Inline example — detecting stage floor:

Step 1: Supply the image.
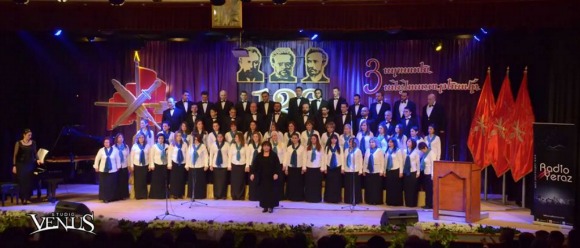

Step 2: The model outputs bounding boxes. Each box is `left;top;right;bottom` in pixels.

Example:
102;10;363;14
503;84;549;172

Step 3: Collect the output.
0;184;571;234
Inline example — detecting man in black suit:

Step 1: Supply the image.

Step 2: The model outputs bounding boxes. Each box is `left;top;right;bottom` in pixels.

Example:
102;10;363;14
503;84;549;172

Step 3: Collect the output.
421;93;446;136
295;103;314;132
216;90;234;118
258;91;276;118
379;110;396;137
315;106;332;134
196;91;214;120
204;108;221;133
174;90;194;115
393;91;417;124
235;90;251;117
185;104;200;131
354;107;374;135
369;92;391;124
328;87;347;118
334;102;352;134
288;86;309;123
270;102;289;133
221;107;243;134
162;97;185;132
348;94;366;120
401;107;419;138
245;102;266;133
310;88;328;117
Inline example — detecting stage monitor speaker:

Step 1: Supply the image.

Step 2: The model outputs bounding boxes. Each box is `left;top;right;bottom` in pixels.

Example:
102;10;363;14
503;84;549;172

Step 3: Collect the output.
55;201;91;215
380;210;418;226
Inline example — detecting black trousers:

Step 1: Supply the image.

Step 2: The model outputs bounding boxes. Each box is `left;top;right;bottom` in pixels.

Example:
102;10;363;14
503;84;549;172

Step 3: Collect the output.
420;173;433;208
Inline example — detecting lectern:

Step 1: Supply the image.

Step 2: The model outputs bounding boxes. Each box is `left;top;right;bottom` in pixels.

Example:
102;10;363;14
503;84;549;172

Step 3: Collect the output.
433;161;484;223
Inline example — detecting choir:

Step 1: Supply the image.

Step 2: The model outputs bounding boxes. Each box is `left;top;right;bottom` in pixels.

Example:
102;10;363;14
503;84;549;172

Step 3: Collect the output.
92;89;445;210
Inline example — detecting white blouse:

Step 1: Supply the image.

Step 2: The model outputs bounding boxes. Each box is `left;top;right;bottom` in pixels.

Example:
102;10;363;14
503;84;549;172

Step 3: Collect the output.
356;132;374;153
270;141;286;165
303;148;323;169
402;148;421;173
246;143;262;167
322;144;344;171
339;134;355;151
225;131;241;144
149;143;168;167
263;131;284;143
206;131;220;147
130;143;151;167
384;148;404;173
363;148;385;174
185;143;208;169
424;135;442;161
283;144;306;169
422;149;438;177
134;129;155;148
228;143;248;167
114;144;130;169
343;148;363;173
93;147;120;173
209;142;231;168
320;132;339;147
300;129;320;147
168;142;189;168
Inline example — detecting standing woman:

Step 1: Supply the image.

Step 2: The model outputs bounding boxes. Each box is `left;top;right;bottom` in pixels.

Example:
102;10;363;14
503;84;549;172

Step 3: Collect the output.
393;124;408;150
339;124;355;151
130;133;150;200
185;134;209;199
225;122;241;144
363;138;385;205
425;124;442;161
375;124;389;151
384;138;404;206
262;123;284;142
323;134;344;203
300;121;319;147
246;132;263;201
114;133;130;200
283;133;305;201
93;137;120;203
343;137;363;204
245;121;260;143
284;121;300;146
12;129;42;204
409;126;424;144
402;138;420;207
303;134;323;203
250;141;282;213
356;120;374;156
210;133;230;199
192;119;208;145
229;133;247;200
168;131;188;199
135;119;155;147
179;121;192;145
149;133;168;199
270;132;286;201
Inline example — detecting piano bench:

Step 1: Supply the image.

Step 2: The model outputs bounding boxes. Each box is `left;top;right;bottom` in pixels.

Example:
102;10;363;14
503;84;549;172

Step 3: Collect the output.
0;183;20;206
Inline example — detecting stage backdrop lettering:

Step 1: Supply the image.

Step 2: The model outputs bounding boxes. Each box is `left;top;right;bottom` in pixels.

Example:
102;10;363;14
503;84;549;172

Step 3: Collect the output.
532;123;577;226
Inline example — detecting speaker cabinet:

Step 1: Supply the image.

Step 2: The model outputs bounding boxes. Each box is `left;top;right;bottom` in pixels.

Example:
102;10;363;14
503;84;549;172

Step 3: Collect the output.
55;201;91;215
380;210;418;226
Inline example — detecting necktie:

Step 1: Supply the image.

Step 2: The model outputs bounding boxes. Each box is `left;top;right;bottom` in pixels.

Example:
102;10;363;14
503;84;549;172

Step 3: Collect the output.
329;146;338;169
157;143;166;162
138;143;146;165
192;144;200;165
310;148;316;162
216;142;224;167
176;142;184;165
291;145;298;167
404;150;412;176
421;149;431;172
368;148;376;173
236;143;242;161
104;147;113;172
387;148;394;170
359;136;367;155
273;143;278;154
117;144;125;163
347;149;354;169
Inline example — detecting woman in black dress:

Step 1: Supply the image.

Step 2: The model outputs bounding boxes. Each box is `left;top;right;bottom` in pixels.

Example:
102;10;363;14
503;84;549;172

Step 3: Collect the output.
114;133;130;200
250;141;281;213
12;129;42;204
93;136;120;203
130;133;150;199
149;133;168;199
323;134;344;203
283;133;305;201
246;132;262;201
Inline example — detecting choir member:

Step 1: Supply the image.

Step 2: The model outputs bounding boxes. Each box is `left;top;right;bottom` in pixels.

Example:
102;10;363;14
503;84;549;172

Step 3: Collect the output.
354;107;374;136
168;131;188;199
339;124;355;151
192;119;208;146
369;92;391;124
245;120;261;144
418;142;437;209
310;88;328;117
384;137;404;206
323;134;344;203
258;91;276;119
271;102;289;133
375;124;389;151
245;102;266;134
262;122;284;143
270;132;286;201
300;120;320;147
363;138;385;205
149;133;168;199
343;137;363;204
216;90;234;118
93;137;120;203
284;133;306;201
162;97;186;132
221;107;242;134
288;86;309;123
402;138;420;207
348;94;365;120
209;133;230;199
197;91;214;119
229;133;248;200
12;129;42;204
393;124;408;150
356;120;374;156
334;102;352;135
206;121;221;146
235;90;251;117
159;122;174;144
250;141;282;213
186;104;200;132
284;121;300;146
180;121;192;139
204;108;221;133
135;118;155;146
328;87;347;118
379;111;396;137
247;132;263;201
425;124;442;161
401;107;419;138
315;106;332;134
409;126;424;144
186;134;209;199
175;90;194;115
225;122;242;144
393;91;417;123
303;134;324;203
114;133;130;200
296;103;315;132
420;93;446;139
130;133;150;200
320;121;339;147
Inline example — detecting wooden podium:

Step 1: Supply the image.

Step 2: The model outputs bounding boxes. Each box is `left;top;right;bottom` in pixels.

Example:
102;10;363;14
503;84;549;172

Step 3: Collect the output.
433;161;484;223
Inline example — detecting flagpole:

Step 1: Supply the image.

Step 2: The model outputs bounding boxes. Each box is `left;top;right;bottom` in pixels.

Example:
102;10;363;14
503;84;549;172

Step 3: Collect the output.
484;167;488;201
502;174;506;205
134;51;141;134
521;177;526;208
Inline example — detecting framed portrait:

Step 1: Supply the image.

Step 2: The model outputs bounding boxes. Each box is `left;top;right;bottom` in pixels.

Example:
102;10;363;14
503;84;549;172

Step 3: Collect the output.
211;0;243;29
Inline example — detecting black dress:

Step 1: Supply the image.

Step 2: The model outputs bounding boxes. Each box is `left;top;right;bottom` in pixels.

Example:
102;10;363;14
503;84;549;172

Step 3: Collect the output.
252;153;281;209
149;163;168;199
343;172;362;204
324;166;343;203
170;161;187;198
14;141;38;202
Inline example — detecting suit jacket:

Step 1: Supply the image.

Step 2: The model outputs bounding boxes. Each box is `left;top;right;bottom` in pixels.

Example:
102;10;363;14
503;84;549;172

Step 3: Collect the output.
334;112;353;135
315;115;333;134
327;97;348;118
235;101;252;117
270;112;289;133
287;97;309;122
310;98;329;117
348;104;366;120
175;100;195;115
379;120;397;137
215;100;234;118
294;113;315;133
185;113;202;131
421;103;446;134
204;116;222;133
393;100;417;123
355;117;375;136
162;108;185;132
258;101;277;118
369;101;391;124
220;116;244;134
244;112;267;134
400;117;419;138
196;101;214;120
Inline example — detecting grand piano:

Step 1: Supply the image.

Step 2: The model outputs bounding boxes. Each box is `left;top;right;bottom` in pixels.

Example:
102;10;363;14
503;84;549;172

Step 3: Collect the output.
38;125;102;202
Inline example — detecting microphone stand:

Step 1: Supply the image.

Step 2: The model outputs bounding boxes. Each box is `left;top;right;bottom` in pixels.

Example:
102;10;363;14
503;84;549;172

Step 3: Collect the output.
157;159;184;220
341;110;369;212
181;163;208;208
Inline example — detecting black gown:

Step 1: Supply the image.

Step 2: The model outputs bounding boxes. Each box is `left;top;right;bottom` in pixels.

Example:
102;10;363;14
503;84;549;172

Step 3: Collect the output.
251;153;281;209
14;141;38;202
149;163;168;199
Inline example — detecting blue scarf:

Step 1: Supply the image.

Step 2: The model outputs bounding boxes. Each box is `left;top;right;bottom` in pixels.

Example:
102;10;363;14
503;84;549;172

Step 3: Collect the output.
386;148;395;170
427;135;436;148
273;142;278;154
403;149;412;176
347;148;355;169
230;131;236;143
104;147;113;172
116;144;126;163
140;129;151;139
156;143;166;162
162;130;170;144
359;135;367;155
368;148;377;173
287;132;298;147
329;145;338;169
176;142;184;165
306;130;313;146
420;149;431;172
191;143;201;165
235;143;242;161
216;142;224;167
343;135;351;149
377;135;385;147
138;143;146;165
310;148;317;162
291;144;298;167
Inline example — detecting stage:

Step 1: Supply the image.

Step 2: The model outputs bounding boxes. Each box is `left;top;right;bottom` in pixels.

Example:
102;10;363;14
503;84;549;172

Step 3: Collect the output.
0;184;571;235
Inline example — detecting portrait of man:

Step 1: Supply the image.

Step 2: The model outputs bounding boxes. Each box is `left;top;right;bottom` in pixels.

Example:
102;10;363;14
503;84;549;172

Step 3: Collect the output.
301;47;329;83
269;47;297;83
237;47;264;83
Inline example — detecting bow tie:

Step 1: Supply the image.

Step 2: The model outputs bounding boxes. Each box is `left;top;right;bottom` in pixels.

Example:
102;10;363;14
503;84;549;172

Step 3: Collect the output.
202;102;208;104
401;101;407;104
428;105;434;107
342;113;348;116
334;98;339;100
275;113;280;115
303;114;309;116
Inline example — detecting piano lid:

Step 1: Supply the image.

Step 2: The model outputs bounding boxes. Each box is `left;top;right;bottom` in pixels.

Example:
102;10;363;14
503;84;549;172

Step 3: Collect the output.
48;125;102;160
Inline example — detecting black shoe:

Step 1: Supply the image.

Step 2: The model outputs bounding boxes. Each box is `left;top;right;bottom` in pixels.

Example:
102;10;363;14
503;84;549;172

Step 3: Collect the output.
262;208;268;213
268;208;273;213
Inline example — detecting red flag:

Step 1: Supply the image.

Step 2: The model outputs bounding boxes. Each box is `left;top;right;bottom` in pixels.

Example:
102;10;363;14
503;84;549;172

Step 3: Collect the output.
508;68;535;182
468;68;496;168
487;68;515;177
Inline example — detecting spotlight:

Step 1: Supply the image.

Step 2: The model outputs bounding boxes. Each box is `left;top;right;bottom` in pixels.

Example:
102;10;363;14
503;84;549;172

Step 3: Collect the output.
109;0;125;6
311;34;318;40
480;28;488;34
57;0;67;2
474;35;480;42
299;29;304;33
13;0;29;4
273;0;287;5
54;29;62;36
211;0;226;6
434;42;442;52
